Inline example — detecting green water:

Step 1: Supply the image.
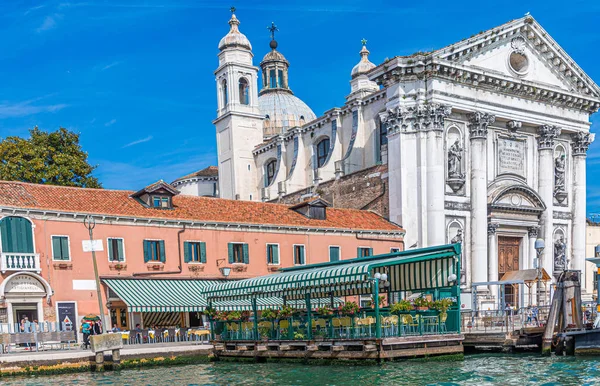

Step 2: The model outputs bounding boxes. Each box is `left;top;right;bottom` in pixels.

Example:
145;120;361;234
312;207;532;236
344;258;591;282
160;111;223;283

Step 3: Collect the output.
4;354;600;385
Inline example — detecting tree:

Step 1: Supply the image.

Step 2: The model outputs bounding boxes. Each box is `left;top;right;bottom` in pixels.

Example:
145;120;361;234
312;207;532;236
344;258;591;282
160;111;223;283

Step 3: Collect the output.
0;127;101;188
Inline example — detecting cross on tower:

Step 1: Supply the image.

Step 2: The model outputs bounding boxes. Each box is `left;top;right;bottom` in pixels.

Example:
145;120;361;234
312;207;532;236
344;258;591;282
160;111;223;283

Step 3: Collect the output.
361;38;367;46
230;6;236;14
268;22;279;40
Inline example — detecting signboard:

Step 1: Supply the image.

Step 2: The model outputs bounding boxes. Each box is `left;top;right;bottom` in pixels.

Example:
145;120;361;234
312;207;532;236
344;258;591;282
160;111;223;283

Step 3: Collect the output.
90;333;123;353
56;301;78;341
497;138;525;177
82;239;104;252
5;274;46;294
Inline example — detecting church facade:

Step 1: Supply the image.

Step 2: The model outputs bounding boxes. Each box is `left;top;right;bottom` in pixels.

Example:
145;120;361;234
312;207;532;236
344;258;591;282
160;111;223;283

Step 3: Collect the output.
211;12;599;299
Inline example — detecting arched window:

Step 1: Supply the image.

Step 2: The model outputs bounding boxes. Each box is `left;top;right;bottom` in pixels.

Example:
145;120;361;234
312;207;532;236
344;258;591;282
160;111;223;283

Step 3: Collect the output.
316;138;330;168
265;159;277;186
239;78;249;105
222;79;228;106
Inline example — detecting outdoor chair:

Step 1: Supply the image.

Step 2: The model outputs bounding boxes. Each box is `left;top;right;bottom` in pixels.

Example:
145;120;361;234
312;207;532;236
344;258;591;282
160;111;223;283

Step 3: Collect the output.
278;320;290;339
439;313;448;333
423;316;439;334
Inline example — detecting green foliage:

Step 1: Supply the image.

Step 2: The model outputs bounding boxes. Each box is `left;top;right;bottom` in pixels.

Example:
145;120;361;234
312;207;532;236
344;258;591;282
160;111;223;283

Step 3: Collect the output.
226;311;242;321
316;306;333;316
258;326;270;338
261;308;278;320
338;301;360;316
431;298;453;313
293;331;305;340
204;307;217;318
390;300;413;314
413;296;431;308
0;127;101;188
278;305;297;319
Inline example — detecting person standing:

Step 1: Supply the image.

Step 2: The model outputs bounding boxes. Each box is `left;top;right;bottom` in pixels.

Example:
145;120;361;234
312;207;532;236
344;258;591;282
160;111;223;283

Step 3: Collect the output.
92;320;102;335
81;319;91;349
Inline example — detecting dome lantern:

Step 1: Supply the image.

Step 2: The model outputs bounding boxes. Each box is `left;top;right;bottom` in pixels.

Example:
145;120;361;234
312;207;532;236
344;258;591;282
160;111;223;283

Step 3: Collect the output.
351;38;376;78
218;7;252;51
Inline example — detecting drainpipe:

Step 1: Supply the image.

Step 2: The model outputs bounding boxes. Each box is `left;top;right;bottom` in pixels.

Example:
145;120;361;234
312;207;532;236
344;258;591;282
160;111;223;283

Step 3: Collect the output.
133;224;185;277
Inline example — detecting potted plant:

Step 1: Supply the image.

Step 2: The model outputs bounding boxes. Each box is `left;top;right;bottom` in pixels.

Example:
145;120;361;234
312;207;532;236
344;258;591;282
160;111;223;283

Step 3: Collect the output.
227;311;242;321
293;331;305;340
314;329;326;341
204;307;217;319
258;326;270;341
431;298;453;314
390;300;413;315
215;311;229;321
316;306;334;317
413;296;430;311
339;301;360;316
261;308;278;320
278;305;296;319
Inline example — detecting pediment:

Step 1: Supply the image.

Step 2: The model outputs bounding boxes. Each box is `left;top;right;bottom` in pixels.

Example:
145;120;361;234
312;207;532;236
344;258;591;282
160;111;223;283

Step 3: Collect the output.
432;16;600;99
488;182;546;214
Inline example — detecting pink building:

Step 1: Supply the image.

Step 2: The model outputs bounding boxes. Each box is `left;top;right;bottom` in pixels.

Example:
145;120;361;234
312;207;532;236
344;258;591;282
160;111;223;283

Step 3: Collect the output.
0;181;404;329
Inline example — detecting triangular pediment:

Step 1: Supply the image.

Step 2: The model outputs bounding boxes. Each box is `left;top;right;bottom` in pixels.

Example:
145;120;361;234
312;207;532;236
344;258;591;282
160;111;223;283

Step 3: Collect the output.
432;16;600;99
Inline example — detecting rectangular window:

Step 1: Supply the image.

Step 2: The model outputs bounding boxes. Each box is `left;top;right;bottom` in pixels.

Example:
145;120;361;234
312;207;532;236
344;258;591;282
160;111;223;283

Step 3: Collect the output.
107;238;125;262
153;196;161;207
143;240;165;263
51;236;70;261
357;247;373;258
278;69;284;88
266;244;279;265
294;245;305;265
360;295;371;308
228;243;249;264
329;246;340;262
390;247;400;253
269;70;276;88
184;241;206;263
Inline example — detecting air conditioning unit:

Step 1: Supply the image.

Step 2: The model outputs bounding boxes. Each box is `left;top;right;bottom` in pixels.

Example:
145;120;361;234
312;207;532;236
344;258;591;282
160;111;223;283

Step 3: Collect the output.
278;181;286;194
261;187;270;200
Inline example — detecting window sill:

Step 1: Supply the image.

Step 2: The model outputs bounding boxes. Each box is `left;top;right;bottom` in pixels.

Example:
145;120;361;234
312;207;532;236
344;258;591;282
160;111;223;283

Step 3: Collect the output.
188;264;205;272
53;262;73;270
109;263;127;271
232;265;248;273
146;263;165;271
268;266;280;272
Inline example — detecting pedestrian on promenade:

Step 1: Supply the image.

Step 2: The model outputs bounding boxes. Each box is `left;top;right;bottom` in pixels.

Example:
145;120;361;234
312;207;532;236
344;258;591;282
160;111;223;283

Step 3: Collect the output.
81;320;91;349
111;324;121;333
526;307;532;325
91;320;103;335
531;305;539;327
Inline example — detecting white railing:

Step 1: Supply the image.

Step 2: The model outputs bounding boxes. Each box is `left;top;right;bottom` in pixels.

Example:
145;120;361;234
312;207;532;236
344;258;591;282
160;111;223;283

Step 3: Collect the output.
1;252;41;273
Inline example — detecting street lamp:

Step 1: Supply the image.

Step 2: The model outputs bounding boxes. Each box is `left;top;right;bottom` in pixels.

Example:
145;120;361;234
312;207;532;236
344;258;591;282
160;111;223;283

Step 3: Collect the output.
534;238;545;306
83;215;106;333
220;267;231;278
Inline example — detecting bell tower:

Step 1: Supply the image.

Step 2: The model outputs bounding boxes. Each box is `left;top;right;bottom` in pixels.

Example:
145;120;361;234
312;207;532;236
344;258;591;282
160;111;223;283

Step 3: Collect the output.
214;8;263;200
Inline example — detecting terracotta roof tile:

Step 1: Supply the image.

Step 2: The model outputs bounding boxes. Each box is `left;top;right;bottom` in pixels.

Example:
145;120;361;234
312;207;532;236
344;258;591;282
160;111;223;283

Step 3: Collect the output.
172;166;218;183
0;181;403;232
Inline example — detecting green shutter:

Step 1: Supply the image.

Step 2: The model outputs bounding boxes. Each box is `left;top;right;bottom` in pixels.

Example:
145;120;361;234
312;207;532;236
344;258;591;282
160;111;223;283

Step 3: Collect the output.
300;246;305;265
228;243;234;264
242;243;249;264
159;240;166;263
273;245;279;265
143;240;151;263
107;239;114;261
52;236;62;260
330;247;339;262
1;217;33;253
368;248;373;257
0;218;10;253
200;242;207;263
183;242;191;263
357;247;361;258
117;239;124;261
61;237;69;260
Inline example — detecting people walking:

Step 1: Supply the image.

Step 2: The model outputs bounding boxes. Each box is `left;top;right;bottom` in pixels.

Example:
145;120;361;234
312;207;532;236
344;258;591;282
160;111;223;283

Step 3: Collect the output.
531;305;539;327
92;320;103;335
81;319;91;349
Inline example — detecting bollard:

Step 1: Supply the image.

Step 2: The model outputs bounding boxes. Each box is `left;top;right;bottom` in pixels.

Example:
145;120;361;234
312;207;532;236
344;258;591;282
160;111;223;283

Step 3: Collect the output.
95;351;105;371
112;348;121;365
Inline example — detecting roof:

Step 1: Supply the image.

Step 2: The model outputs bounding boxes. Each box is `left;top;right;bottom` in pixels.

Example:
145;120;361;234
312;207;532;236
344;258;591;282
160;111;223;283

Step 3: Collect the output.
171;166;218;184
259;91;317;133
204;244;461;302
0;180;403;232
500;268;551;282
132;180;180;197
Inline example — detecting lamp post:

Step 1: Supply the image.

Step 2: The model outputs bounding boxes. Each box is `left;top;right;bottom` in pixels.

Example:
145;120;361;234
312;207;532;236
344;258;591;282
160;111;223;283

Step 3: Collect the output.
83;215;106;333
372;272;389;339
534;238;545;306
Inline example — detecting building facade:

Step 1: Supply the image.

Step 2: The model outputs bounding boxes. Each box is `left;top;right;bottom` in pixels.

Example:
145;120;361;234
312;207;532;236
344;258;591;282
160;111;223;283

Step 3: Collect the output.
0;180;403;329
213;13;599;302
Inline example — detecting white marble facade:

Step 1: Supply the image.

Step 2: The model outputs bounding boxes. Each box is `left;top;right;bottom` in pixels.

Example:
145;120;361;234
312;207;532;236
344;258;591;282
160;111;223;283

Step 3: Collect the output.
214;14;599;296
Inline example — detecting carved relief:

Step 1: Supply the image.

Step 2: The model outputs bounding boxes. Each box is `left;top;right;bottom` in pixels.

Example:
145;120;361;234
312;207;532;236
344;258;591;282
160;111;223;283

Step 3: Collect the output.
553;234;567;273
381;103;452;135
554;154;567;204
537;125;561;150
467;111;495;139
528;226;539;238
571;132;594;156
445;201;471;211
487;222;499;236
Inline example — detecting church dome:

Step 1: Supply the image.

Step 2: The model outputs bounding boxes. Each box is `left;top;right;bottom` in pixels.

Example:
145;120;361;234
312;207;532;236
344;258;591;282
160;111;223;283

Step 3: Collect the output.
218;13;252;51
351;41;376;78
259;92;316;133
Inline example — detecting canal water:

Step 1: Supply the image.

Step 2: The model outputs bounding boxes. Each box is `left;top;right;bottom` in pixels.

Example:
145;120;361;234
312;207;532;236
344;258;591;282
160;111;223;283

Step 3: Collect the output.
4;354;600;385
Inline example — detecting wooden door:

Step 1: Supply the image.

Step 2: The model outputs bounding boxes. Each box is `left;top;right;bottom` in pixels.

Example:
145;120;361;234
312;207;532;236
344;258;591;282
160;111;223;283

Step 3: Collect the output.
498;237;521;307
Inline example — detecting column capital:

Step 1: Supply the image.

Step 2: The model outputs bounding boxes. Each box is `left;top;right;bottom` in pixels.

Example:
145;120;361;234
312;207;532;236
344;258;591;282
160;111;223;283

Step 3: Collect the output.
537;125;561;150
528;226;539;238
467;111;495;140
487;222;499;236
380;103;452;134
571;131;595;156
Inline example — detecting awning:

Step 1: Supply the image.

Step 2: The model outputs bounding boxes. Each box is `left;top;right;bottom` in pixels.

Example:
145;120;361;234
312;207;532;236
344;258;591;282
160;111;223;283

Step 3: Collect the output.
213;297;344;311
500;268;552;282
204;244;461;302
103;278;215;313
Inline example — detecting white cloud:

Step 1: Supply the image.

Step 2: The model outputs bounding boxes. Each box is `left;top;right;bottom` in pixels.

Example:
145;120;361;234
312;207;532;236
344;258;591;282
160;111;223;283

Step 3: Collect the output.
104;118;117;127
36;14;62;33
122;135;153;148
100;61;122;71
0;99;68;118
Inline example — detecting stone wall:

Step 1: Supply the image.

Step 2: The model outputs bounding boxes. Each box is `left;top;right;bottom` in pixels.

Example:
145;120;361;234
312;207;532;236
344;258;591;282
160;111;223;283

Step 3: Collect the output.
274;164;389;219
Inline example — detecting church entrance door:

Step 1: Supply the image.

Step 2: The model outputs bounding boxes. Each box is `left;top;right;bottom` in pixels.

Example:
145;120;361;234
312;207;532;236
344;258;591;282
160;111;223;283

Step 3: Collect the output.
498;236;521;307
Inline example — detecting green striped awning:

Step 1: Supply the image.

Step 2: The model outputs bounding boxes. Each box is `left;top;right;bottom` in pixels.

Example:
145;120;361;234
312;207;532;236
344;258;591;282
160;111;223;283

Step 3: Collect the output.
213;297;344;311
204;244;461;302
103;278;218;313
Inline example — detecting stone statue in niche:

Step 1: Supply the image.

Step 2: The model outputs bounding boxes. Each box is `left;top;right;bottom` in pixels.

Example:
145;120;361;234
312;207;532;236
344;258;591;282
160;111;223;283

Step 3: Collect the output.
554;154;567;203
553;236;567;272
450;228;463;244
447;140;465;193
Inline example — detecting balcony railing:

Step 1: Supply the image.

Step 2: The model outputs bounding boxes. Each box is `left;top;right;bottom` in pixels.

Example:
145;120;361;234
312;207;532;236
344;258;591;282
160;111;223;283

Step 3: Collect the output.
1;252;41;273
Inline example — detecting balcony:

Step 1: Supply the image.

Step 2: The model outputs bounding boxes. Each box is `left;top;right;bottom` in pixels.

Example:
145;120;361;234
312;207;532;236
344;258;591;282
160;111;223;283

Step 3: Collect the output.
1;253;41;273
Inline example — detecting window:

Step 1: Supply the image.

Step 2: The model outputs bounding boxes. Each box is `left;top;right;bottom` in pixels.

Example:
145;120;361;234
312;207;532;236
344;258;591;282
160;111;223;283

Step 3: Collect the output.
360;295;372;308
51;236;70;261
329;246;340;262
390;247;400;253
294;244;305;265
266;244;279;265
316;138;330;168
357;247;373;258
239;78;249;105
377;121;388;162
143;240;165;263
269;70;276;88
308;205;326;220
228;243;249;264
222;79;228;106
152;196;170;208
278;69;284;88
184;241;206;263
265;159;277;187
0;216;34;253
107;238;125;262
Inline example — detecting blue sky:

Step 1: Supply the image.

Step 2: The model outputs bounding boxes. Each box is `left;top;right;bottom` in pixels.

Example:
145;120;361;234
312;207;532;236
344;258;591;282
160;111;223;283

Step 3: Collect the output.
0;0;599;214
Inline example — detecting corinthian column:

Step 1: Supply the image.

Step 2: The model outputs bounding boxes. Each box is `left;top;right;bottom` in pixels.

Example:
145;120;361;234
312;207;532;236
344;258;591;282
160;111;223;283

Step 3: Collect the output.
537;125;561;279
426;104;452;246
468;112;495;286
571;132;594;289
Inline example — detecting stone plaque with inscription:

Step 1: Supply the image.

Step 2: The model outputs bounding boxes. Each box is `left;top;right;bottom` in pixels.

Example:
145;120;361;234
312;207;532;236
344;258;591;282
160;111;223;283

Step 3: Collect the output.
498;138;525;177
